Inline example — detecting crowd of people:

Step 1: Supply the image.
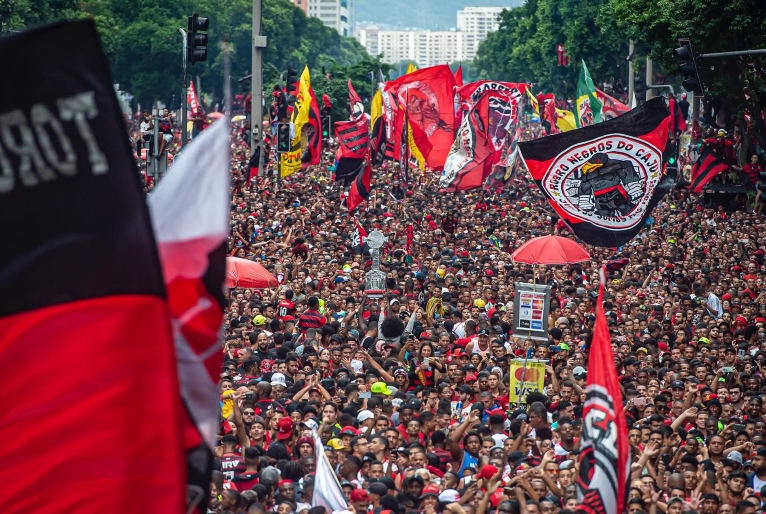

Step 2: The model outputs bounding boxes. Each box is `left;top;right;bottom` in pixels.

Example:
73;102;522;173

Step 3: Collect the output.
135;92;766;514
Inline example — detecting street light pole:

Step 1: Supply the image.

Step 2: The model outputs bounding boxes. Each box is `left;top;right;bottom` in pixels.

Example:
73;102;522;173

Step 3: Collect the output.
251;0;268;174
179;28;188;148
627;40;634;107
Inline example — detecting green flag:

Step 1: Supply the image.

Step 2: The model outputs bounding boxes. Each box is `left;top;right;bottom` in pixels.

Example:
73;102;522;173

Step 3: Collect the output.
575;60;602;127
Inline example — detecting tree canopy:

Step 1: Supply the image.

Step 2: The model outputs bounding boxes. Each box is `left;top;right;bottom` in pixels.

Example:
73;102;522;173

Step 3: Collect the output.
474;0;630;98
0;0;379;108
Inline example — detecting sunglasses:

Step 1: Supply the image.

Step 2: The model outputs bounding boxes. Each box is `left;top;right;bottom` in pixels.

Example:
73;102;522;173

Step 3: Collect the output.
243;411;256;415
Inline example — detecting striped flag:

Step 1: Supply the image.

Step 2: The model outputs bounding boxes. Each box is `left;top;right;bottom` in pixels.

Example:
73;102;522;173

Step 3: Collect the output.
690;146;729;193
148;119;230;513
312;431;348;513
575;269;630;514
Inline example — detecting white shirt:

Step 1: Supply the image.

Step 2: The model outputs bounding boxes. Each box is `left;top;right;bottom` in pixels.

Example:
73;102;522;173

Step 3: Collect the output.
706;292;723;319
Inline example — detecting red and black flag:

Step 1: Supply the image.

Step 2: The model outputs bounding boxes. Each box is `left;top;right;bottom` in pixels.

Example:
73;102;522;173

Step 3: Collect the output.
351;217;370;255
690;146;730;193
347;161;372;212
348;78;364;120
441;81;528;191
519;97;673;247
247;144;269;184
576;269;630;514
302;83;322;166
148;119;230;514
334;117;368;184
369;87;387;165
0;20;186;512
668;95;687;134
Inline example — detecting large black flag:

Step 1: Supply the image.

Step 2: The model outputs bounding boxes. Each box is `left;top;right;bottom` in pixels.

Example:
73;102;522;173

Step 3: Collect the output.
519;97;673;247
0;20;186;512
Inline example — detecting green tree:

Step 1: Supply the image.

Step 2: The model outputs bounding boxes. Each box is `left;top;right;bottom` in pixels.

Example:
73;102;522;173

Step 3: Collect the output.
474;0;630;98
1;0;373;109
607;0;766;148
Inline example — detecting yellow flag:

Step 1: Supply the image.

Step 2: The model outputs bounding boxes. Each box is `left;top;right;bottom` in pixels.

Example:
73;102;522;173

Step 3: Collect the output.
556;109;577;132
406;62;417;74
370;89;382;132
281;65;312;178
526;88;539;115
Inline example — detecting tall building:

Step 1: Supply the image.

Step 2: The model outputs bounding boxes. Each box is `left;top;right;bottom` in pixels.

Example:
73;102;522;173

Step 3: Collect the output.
456;7;503;59
291;0;308;14
306;0;354;36
355;6;503;67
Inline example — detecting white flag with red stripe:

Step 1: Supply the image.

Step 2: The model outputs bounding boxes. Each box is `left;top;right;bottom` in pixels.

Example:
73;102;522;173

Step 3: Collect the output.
148;118;230;450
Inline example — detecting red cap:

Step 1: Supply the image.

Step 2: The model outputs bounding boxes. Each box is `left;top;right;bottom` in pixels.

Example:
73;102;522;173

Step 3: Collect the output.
340;426;360;436
736;316;748;325
485;269;494;276
479;464;499;480
282;315;296;322
658;342;668;351
277;417;294;440
465;374;478;382
278;479;294;487
756;318;766;324
350;489;370;502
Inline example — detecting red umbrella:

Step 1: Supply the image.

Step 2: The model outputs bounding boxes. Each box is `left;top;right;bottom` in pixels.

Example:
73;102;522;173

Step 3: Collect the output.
511;235;590;265
226;257;278;289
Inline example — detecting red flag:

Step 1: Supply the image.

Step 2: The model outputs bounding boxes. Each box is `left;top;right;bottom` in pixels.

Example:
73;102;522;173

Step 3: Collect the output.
441;81;528;191
347;161;371;212
538;93;561;135
0;21;186;513
690;146;730;193
385;64;456;169
406;224;414;255
348;78;364;120
455;65;463;87
189;80;201;117
352;218;369;255
575;269;630;514
595;88;629;120
381;89;398;160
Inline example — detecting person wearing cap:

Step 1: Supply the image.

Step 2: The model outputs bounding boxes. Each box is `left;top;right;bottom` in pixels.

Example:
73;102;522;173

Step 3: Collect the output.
466;328;491;355
350;488;370;512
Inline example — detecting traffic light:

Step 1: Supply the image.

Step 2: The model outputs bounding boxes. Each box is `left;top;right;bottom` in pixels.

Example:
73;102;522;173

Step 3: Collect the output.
187;14;209;65
321;116;331;139
674;39;703;95
276;122;291;153
285;67;298;106
633;74;646;104
664;139;678;179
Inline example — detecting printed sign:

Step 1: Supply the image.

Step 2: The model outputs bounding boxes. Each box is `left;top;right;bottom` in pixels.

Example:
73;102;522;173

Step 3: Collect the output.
509;359;546;404
512;282;551;341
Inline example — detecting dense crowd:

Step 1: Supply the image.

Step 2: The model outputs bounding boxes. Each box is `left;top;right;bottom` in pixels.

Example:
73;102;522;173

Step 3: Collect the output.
135;95;766;514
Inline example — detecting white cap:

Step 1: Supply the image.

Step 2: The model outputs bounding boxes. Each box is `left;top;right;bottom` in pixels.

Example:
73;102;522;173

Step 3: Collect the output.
270;372;286;387
438;489;461;503
300;419;319;431
357;410;375;422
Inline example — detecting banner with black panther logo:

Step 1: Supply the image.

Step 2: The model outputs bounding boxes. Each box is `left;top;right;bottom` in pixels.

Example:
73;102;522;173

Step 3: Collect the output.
519;97;673;247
